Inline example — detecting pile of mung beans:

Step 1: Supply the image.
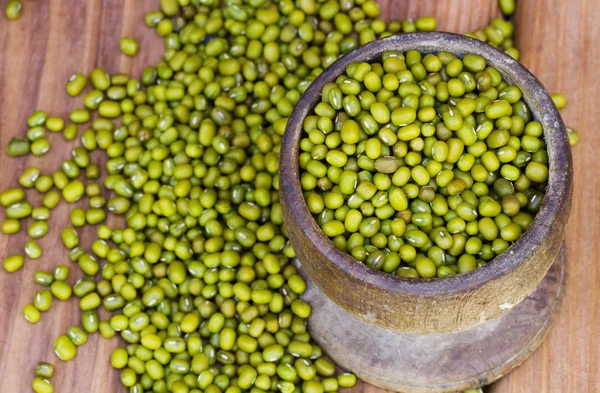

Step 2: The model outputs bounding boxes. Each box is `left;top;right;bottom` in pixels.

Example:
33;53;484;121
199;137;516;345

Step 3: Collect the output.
0;0;576;393
300;49;549;278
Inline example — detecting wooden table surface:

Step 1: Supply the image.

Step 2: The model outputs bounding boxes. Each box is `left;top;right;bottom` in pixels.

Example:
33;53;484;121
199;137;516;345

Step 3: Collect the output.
0;1;598;392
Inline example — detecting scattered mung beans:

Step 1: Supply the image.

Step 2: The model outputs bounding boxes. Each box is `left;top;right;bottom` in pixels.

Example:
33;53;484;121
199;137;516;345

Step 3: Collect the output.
34;271;54;286
5;0;23;20
34;290;53;312
51;280;73;301
1;219;20;234
28;221;49;239
35;362;55;379
0;187;24;207
6;201;32;218
119;37;139;56
46;117;65;132
54;264;69;280
567;127;579;146
551;93;567;109
63;123;78;140
28;110;47;127
66;73;87;97
23;304;41;323
31;139;51;156
498;0;516;16
32;377;54;393
0;1;578;393
27;127;46;141
6;137;30;156
53;335;77;361
3;254;24;272
66;325;88;346
25;240;42;259
32;207;51;221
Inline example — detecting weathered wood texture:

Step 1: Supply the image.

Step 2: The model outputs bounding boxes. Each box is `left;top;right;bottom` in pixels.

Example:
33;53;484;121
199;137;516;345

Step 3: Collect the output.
490;0;600;391
0;0;597;392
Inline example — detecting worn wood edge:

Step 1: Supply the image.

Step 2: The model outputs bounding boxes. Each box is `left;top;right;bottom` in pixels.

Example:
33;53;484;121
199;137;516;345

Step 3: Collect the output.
299;247;566;393
280;32;573;334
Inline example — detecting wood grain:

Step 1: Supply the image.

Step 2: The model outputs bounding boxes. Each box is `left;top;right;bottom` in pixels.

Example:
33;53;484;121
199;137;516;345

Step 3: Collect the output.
0;0;597;392
490;0;600;391
0;2;164;392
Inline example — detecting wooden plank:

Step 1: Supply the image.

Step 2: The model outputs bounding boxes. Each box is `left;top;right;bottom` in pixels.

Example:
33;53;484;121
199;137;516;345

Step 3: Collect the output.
0;1;597;392
491;0;600;391
0;2;163;392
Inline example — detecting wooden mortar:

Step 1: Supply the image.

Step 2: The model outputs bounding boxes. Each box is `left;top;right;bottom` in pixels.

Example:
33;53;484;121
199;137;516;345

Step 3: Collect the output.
279;32;573;335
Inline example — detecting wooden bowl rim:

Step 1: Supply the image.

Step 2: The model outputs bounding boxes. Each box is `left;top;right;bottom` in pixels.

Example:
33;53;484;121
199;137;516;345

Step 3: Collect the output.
279;32;572;297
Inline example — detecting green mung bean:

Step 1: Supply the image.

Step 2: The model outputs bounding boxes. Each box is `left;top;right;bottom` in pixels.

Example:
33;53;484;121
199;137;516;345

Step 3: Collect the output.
51;281;73;301
25;240;42;259
63;180;85;203
27;127;46;141
42;191;61;209
3;254;24;272
54;335;77;361
35;362;54;379
34;290;53;311
28;110;47;127
19;167;40;188
54;265;69;280
5;0;23;20
66;73;87;96
90;68;110;91
34;271;54;286
63;123;79;140
28;221;49;239
23;304;41;324
82;311;100;333
35;176;54;193
32;377;53;393
0;187;24;207
46;117;65;132
1;219;20;234
5;137;30;156
338;373;357;388
61;228;79;249
567;127;579;146
32;207;50;221
67;325;88;346
70;109;90;124
120;37;139;56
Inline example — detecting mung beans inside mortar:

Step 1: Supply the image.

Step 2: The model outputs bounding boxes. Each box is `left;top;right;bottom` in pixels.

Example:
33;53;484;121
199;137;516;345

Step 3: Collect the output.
299;50;549;278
